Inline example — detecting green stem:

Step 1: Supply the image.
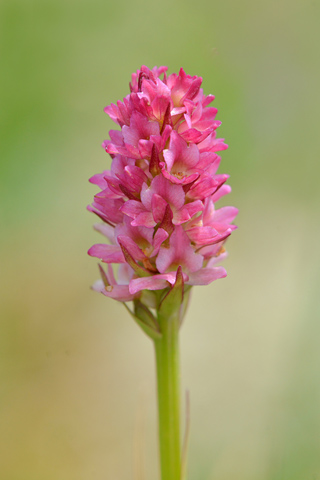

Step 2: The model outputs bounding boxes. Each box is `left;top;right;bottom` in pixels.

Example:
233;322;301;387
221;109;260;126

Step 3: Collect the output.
154;308;181;480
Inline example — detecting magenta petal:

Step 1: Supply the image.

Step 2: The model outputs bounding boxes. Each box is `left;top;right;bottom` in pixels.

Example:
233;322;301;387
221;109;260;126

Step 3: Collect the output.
88;244;125;263
187;266;227;285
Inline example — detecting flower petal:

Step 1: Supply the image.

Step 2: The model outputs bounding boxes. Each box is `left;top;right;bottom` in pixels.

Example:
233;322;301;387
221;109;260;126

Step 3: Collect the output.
88;244;125;263
187;266;227;285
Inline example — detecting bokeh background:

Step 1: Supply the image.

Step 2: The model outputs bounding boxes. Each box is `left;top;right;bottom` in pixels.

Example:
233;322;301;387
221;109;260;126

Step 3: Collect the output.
1;0;320;479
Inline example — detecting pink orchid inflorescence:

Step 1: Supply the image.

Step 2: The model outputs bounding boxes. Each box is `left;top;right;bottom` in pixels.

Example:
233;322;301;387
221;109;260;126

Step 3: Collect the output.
88;66;238;305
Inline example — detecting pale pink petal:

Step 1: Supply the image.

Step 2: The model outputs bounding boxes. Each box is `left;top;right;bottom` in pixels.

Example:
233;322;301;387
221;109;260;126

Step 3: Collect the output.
89;171;110;189
206;252;228;267
171;106;186;115
107;264;117;285
187;226;220;245
92;279;105;292
121;200;146;219
129;271;189;295
129;276;172;294
196;153;220;173
211;184;232;202
88;244;125;263
93;223;115;242
103;284;137;302
131;212;156;227
213;206;239;224
117;263;135;285
187;266;227;285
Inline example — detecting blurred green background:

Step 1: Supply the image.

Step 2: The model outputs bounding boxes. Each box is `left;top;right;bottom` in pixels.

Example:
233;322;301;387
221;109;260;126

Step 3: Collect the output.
1;0;320;479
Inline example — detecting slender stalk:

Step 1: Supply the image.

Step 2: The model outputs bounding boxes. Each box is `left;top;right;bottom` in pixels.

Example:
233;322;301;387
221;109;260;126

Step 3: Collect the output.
154;308;181;480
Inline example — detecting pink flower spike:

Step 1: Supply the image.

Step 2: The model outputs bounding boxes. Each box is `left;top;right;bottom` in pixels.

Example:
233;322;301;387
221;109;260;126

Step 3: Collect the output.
88;66;237;304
